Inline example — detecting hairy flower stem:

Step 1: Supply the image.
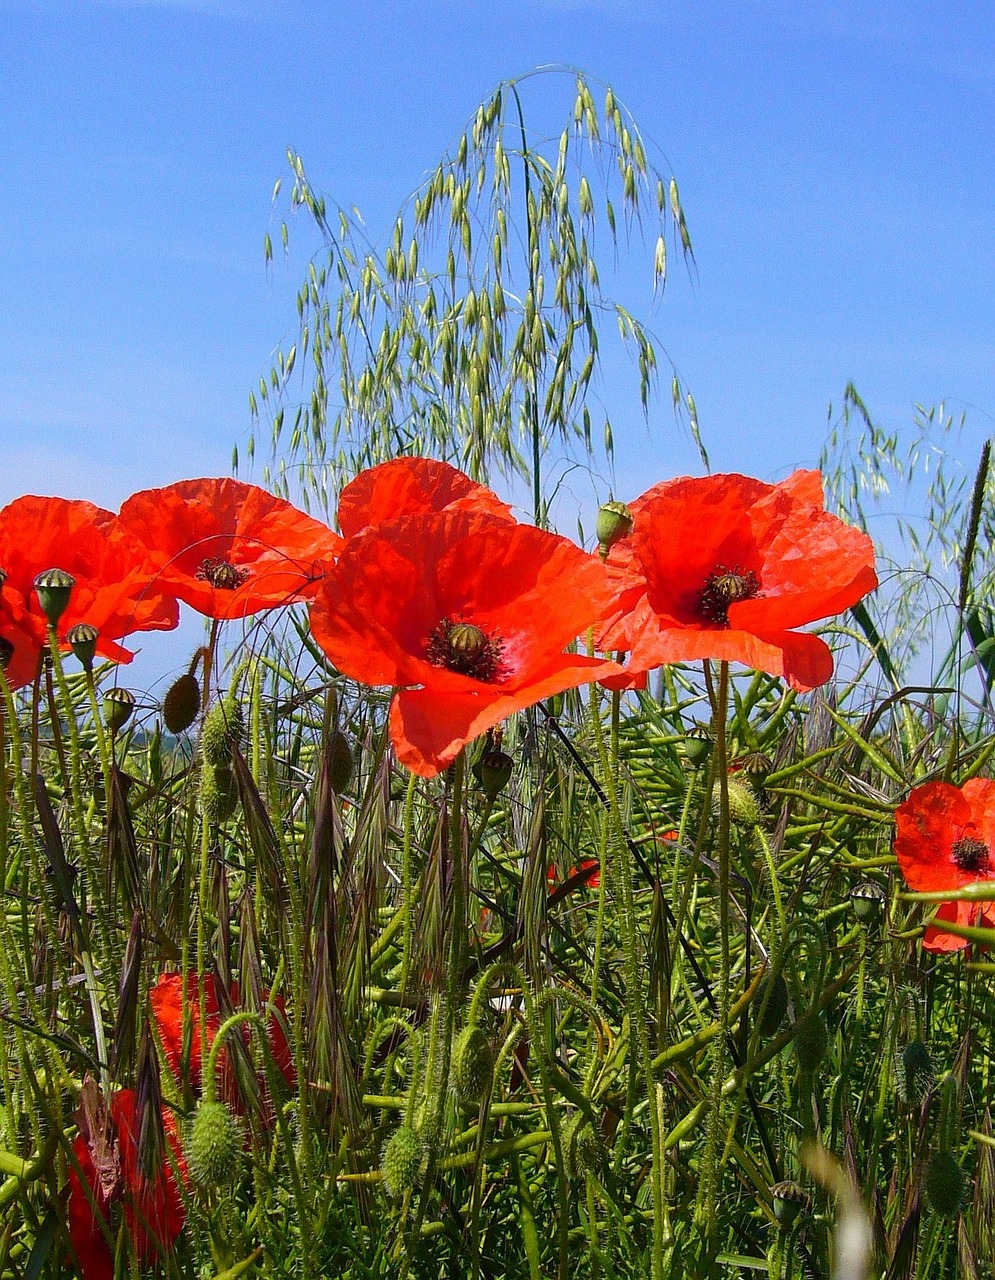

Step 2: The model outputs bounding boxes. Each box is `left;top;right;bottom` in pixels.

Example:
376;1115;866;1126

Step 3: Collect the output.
697;659;731;1252
589;685;670;1277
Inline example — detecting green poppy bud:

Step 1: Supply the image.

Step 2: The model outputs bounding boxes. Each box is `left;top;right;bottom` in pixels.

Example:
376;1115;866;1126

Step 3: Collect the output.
895;1039;934;1107
793;1013;828;1074
924;1149;966;1218
66;622;98;672
380;1125;423;1198
563;1110;606;1181
756;973;789;1038
200;696;243;767
187;1100;241;1192
452;1025;494;1102
200;765;238;824
770;1180;809;1228
162;672;201;735
34;568;75;628
714;777;762;828
103;687;135;734
328;730;354;793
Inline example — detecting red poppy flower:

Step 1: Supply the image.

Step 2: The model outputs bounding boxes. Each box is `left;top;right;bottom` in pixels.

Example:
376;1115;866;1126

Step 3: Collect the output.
0;496;179;665
337;457;514;537
67;1087;185;1280
119;478;343;620
598;471;877;692
547;859;601;893
308;510;624;776
149;972;296;1108
0;582;44;689
894;779;995;952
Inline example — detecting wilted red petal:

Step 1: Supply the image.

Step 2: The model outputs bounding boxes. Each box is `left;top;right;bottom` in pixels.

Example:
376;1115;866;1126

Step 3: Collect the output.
67;1089;185;1277
337;457;514;537
119;478;343;620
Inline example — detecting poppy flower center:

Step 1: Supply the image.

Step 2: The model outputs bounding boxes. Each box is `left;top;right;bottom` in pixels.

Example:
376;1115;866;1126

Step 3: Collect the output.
426;619;505;682
952;835;991;874
196;557;250;591
699;566;760;626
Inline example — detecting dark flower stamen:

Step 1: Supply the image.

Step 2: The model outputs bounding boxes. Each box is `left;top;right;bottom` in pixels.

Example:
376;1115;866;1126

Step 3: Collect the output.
699;566;760;626
196;558;249;591
0;636;13;670
426;618;505;682
952;836;990;874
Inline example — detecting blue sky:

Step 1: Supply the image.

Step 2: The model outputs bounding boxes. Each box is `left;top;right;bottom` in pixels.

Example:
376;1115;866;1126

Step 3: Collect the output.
2;0;993;679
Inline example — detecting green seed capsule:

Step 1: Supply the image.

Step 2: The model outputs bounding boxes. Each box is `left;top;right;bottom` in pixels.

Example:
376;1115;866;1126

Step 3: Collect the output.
104;687;135;734
66;622;98;671
770;1180;809;1228
328;730;354;793
34;568;75;627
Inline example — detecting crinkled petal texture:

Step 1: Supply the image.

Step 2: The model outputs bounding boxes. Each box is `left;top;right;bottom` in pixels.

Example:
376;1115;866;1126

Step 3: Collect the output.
0;496;179;663
0;584;43;689
599;471;877;691
119;478;343;619
894;780;995;952
894;779;995;892
67;1089;185;1279
149;972;295;1112
337;456;515;537
309;511;623;775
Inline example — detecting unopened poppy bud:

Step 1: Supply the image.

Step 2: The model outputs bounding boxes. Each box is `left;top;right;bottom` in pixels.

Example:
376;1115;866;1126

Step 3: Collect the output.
850;881;886;924
162;672;201;735
66;622;98;672
714;777;762;828
104;687;135;734
895;1039;934;1106
756;972;789;1038
596;501;633;559
187;1099;241;1191
793;1013;828;1073
563;1110;606;1181
200;697;243;767
770;1180;809;1228
452;1025;494;1102
328;730;354;793
380;1125;423;1198
476;747;514;797
200;765;238;824
924;1149;966;1218
34;567;75;627
684;728;712;769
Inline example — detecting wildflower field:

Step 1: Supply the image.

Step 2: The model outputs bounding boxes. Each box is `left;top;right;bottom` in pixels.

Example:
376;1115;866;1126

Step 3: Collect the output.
2;73;994;1280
